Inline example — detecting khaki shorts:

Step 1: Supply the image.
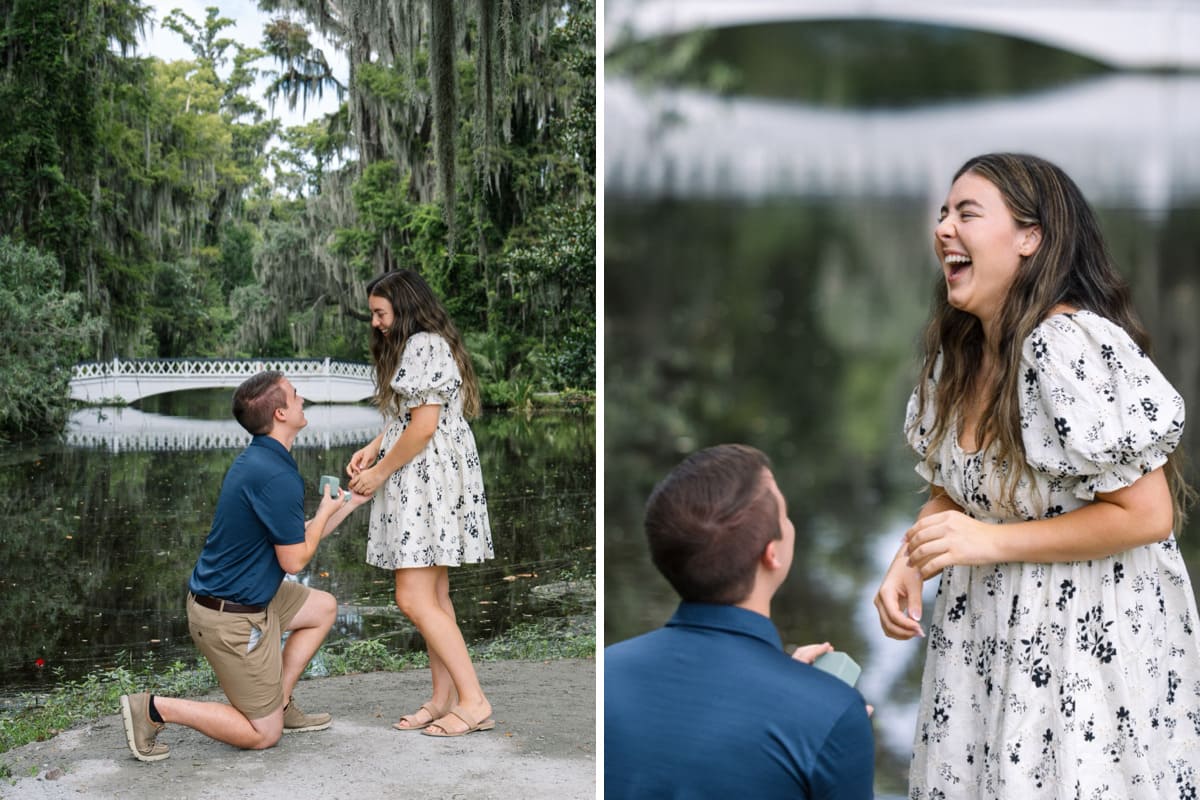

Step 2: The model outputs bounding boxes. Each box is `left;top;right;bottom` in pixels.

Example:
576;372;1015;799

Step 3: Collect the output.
186;581;311;720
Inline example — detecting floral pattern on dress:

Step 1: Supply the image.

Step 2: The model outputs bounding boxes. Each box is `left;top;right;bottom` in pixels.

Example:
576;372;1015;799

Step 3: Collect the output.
366;332;494;569
904;311;1200;799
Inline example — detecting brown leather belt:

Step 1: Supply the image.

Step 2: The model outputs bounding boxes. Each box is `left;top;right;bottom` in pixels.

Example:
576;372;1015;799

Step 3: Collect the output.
192;594;265;614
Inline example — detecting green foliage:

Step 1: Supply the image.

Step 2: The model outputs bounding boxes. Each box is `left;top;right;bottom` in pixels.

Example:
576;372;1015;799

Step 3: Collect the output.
495;199;596;389
330;161;449;279
311;1;596;398
275;115;349;196
0;238;102;441
217;222;257;294
318;638;428;675
0;0;137;291
0;1;594;395
147;256;232;357
261;16;345;114
0;656;215;755
475;618;595;661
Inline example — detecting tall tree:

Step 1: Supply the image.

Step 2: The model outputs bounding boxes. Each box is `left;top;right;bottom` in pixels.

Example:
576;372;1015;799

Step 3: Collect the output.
0;0;150;299
247;0;595;393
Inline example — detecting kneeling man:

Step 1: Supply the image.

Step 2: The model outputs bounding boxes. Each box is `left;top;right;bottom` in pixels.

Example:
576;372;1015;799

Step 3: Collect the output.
120;371;368;760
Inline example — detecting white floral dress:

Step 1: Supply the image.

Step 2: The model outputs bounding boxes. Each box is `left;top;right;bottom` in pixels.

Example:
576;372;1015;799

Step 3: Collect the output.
905;311;1200;799
366;332;494;569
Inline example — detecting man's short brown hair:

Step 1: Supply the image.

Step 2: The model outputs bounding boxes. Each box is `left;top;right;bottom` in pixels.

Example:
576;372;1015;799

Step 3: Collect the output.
232;371;287;435
644;444;781;605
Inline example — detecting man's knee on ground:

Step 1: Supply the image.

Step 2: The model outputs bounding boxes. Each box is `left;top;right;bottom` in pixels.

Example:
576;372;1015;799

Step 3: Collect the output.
248;730;282;750
246;714;284;749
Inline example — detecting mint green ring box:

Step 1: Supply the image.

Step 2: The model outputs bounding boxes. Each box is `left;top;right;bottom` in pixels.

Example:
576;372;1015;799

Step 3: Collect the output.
812;651;862;687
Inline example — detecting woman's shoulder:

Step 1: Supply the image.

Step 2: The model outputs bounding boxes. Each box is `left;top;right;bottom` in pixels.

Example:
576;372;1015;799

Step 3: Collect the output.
404;331;452;355
1031;308;1134;343
1025;309;1142;356
1020;306;1180;410
407;330;444;345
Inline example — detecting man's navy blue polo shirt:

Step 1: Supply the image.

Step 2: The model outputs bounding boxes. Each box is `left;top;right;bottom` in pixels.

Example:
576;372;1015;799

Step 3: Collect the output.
189;435;306;606
605;602;875;799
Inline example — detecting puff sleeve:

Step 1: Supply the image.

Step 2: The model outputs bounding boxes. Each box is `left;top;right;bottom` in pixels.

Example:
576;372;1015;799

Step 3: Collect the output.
391;332;462;410
904;355;942;485
1019;312;1184;501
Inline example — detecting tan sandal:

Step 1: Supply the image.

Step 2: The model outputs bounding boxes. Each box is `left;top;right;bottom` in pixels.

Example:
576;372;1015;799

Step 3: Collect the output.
421;705;496;737
392;701;446;731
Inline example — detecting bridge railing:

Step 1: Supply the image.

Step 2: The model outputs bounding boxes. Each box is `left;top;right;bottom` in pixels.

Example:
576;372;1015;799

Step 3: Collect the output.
69;357;377;403
71;357;373;381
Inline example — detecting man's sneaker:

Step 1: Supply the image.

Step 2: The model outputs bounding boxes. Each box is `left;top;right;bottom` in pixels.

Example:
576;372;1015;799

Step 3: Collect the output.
119;693;169;762
282;695;332;733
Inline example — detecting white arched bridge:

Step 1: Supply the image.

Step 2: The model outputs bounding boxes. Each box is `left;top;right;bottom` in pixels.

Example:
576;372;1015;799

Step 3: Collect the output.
605;0;1200;70
66;405;385;452
70;358;375;404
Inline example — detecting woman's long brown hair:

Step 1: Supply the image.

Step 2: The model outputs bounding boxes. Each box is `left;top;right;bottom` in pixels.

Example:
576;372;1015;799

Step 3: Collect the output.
913;153;1192;527
366;270;481;419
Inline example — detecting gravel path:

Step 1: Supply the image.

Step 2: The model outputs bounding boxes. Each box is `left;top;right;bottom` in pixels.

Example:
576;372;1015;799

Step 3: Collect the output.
1;659;595;800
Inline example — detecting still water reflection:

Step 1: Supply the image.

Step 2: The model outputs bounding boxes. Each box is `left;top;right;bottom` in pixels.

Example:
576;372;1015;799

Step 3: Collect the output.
0;390;594;697
605;19;1200;797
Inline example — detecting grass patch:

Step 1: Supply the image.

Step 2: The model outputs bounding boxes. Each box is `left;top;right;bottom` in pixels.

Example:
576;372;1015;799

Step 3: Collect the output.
0;611;594;762
315;615;595;673
0;657;216;756
476;617;595;661
317;638;430;674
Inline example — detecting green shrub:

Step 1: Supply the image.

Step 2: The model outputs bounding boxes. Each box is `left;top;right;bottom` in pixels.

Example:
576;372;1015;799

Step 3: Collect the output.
0;237;102;442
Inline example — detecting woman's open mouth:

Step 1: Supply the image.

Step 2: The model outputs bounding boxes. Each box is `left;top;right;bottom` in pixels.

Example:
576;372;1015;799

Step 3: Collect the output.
944;253;972;280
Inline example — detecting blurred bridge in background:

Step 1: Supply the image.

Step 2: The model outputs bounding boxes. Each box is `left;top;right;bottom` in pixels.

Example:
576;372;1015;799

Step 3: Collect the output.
605;73;1200;214
69;358;374;404
605;0;1200;70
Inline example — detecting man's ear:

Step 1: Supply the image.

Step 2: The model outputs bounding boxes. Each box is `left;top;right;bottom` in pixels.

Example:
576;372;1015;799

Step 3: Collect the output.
761;539;783;570
1019;225;1042;257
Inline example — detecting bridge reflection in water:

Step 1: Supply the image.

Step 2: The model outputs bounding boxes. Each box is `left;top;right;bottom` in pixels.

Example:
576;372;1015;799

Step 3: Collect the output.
66;404;385;452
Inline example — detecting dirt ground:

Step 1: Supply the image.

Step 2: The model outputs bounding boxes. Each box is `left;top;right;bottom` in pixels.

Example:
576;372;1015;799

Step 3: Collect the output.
0;659;595;800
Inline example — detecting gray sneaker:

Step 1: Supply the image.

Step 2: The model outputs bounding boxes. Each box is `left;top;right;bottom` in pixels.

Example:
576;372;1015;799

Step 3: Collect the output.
282;695;331;733
119;693;169;762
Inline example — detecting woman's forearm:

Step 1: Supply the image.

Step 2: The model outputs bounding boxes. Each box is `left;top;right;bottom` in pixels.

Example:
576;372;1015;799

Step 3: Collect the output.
906;469;1174;576
375;405;439;477
992;468;1173;562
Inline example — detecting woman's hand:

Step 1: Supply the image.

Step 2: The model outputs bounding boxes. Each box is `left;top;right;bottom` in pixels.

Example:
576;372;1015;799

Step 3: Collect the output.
874;546;927;640
904;510;997;579
348;466;386;496
346;441;381;478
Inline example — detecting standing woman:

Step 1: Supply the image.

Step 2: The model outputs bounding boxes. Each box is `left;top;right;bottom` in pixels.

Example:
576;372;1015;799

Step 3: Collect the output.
347;269;495;737
874;153;1200;797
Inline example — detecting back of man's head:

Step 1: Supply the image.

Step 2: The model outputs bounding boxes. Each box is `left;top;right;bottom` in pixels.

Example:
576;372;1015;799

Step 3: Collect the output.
232;371;286;435
644;444;781;605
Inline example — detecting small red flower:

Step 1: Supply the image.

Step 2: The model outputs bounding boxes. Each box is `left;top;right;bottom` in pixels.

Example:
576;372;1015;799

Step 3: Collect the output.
34;658;45;668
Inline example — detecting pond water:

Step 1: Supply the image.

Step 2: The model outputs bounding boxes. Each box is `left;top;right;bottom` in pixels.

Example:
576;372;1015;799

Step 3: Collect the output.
0;389;595;698
604;19;1200;797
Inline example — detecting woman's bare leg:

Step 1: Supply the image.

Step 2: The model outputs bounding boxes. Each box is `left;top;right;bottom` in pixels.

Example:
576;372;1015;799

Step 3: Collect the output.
392;567;456;728
394;566;490;731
